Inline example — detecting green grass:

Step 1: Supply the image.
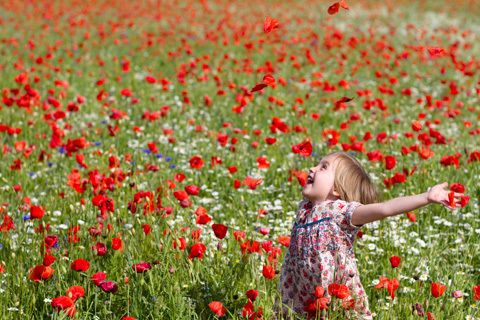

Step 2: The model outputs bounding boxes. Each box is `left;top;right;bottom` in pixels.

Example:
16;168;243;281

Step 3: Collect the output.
0;0;480;319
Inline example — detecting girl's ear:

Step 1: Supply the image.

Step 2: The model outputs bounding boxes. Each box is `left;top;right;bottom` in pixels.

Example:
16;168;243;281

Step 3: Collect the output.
331;187;340;197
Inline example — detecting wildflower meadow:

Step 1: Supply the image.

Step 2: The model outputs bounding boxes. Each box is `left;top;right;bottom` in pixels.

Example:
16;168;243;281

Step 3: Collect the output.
1;0;480;319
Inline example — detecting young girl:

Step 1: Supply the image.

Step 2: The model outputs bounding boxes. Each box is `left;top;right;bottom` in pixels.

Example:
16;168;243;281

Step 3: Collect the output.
276;151;463;319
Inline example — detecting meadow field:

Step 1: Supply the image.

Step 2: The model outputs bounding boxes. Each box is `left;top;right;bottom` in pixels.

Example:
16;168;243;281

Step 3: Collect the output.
1;0;480;319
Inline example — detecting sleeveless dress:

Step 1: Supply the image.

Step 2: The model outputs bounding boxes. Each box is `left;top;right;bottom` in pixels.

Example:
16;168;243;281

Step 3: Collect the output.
276;199;373;319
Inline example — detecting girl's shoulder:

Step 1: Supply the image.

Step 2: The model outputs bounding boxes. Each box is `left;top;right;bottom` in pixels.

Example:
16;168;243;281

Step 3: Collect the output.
318;199;363;214
297;198;312;211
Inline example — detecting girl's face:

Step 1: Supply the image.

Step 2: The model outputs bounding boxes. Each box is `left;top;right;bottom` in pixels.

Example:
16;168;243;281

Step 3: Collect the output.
302;155;340;205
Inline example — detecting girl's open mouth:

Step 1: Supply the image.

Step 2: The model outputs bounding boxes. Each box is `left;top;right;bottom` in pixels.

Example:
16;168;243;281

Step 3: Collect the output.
306;175;314;184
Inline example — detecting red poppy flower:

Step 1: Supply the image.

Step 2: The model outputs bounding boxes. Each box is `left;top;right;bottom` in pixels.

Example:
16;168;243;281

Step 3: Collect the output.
195;207;207;216
172;237;187;251
412;121;423;132
44;235;58;248
132;261;152;273
385;155;396;170
91;272;107;286
276;236;290;247
233;231;246;241
66;286;85;301
256;156;270;169
448;192;456;207
343;299;355;310
0;216;14;232
406;213;416;222
234;179;241;189
92;242;107;256
431;283;446;298
262;74;276;85
243;177;263;190
374;277;390;289
141;224;151;235
251;83;267;92
212;224;228;239
296;171;308;187
189;156;204;169
173;190;189;201
0;264;5;273
339;0;349;9
426;47;447;56
70;259;90;272
389;256;401;268
246;289;258;301
263;16;279;34
189;243;206;260
427;312;437;320
449;183;465;193
265;137;276;145
240;240;262;255
51;296;76;318
29;265;55;282
328;2;340;14
174;172;186;182
43;254;56;266
314;286;330;310
112;237;124;251
209;301;227;316
180;198;192;208
145;76;155;83
262;265;275;279
292;140;312;157
473;285;480;300
30;205;45;220
335;97;354;109
386;278;399;299
460;195;470;208
100;281;118;293
328;283;350;299
196;214;212;225
185;185;200;195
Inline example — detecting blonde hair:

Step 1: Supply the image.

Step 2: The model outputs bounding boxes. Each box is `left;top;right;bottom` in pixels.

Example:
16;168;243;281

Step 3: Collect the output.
328;151;378;204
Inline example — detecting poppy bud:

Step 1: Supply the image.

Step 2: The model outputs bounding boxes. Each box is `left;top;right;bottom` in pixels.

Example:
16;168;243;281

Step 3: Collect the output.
452;290;463;298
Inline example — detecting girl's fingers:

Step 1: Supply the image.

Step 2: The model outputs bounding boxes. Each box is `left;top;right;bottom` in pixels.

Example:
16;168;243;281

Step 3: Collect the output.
454;193;464;198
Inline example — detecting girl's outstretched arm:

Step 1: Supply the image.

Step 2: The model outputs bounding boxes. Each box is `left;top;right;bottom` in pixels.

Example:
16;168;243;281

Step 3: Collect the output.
351;182;464;226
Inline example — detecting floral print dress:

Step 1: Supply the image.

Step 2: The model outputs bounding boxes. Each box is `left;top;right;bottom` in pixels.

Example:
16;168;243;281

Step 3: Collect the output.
276;199;373;319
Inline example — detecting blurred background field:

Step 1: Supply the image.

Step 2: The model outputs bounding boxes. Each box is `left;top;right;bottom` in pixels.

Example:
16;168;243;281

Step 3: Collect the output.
1;0;480;319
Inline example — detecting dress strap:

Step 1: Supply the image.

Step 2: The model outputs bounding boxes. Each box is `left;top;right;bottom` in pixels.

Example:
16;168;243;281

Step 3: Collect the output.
293;217;331;228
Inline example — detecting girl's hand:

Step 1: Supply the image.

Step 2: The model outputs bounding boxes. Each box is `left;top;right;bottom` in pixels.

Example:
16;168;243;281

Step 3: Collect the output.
427;182;464;209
